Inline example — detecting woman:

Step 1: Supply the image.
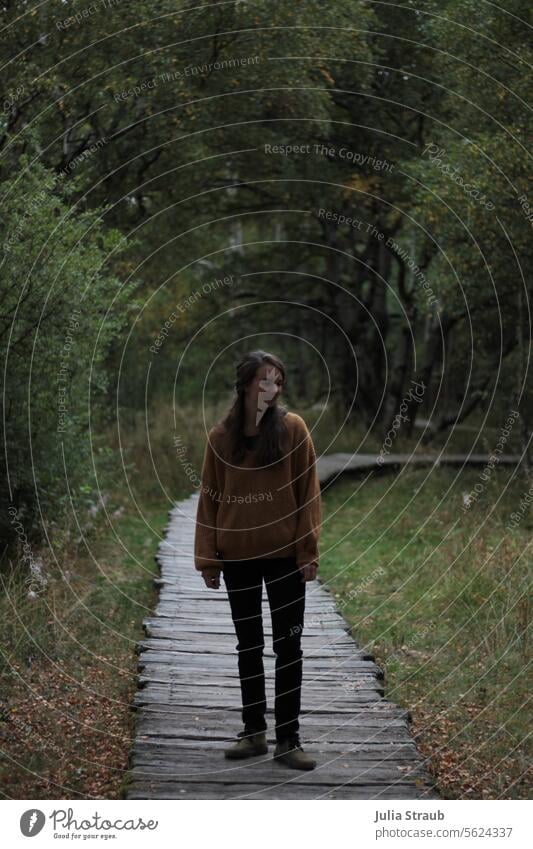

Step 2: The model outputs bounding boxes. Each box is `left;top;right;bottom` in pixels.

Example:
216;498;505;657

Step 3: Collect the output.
193;350;322;770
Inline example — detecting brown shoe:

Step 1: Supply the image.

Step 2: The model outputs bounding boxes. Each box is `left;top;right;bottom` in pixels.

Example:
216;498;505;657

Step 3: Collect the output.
224;729;268;759
274;734;316;770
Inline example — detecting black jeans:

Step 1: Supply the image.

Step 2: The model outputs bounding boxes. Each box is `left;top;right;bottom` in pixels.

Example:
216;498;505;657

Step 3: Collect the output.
222;556;306;743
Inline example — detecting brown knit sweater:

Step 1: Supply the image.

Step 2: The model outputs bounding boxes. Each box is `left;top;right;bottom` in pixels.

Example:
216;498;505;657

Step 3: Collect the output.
193;412;321;571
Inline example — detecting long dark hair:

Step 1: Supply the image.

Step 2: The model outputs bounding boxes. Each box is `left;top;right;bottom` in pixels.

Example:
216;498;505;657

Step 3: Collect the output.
220;350;289;466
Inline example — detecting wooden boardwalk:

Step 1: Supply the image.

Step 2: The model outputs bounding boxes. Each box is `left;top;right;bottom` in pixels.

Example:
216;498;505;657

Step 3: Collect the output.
126;451;476;798
316;451;522;488
124;451;522;798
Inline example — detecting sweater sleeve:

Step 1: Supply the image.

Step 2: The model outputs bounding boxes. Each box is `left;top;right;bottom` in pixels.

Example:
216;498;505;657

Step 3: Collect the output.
293;419;321;570
194;431;223;571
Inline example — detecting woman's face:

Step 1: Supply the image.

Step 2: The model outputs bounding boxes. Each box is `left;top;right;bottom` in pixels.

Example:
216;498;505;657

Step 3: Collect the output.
246;364;284;414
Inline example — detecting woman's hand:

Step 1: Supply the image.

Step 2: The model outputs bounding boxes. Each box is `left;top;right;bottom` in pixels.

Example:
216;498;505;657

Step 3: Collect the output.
201;565;222;589
299;562;318;582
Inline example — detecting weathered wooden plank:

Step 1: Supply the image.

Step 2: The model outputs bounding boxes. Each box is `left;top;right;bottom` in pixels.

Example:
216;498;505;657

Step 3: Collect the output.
133;738;420;759
133;697;387;713
135;639;370;657
137;673;382;689
142;626;359;644
136;658;385;680
145;616;350;628
128;754;430;783
126;781;438;800
132;695;387;711
134;719;415;742
132;708;408;729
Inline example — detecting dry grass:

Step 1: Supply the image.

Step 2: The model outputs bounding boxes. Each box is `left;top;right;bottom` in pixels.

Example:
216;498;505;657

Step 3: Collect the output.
319;465;532;799
0;498;168;799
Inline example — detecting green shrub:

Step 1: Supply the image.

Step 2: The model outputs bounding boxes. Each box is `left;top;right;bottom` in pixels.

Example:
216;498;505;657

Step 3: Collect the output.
0;153;139;552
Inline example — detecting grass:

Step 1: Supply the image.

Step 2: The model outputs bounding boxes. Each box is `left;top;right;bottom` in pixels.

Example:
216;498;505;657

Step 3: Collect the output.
318;463;532;799
0;494;170;799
